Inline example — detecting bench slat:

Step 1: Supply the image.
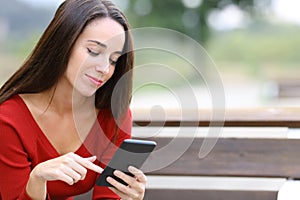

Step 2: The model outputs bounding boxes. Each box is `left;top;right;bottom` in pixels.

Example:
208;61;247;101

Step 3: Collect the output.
144;189;278;200
133;107;300;128
142;137;300;178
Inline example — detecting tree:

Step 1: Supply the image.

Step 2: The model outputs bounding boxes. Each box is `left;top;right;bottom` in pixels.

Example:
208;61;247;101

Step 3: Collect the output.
125;0;271;44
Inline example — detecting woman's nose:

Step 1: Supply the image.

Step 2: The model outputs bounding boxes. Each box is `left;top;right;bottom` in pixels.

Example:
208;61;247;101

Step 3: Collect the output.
96;64;110;74
95;57;110;74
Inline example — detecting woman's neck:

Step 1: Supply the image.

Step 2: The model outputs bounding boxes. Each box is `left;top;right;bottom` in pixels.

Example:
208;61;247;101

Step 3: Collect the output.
39;83;96;117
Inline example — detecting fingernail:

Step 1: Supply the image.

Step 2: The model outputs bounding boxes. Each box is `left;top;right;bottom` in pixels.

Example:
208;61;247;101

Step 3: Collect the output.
128;166;138;172
114;170;121;176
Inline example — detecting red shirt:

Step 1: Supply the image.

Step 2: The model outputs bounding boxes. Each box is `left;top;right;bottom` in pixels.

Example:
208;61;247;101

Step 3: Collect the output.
0;95;132;200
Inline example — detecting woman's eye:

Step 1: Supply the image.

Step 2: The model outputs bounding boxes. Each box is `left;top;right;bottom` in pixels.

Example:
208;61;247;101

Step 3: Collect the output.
87;48;99;56
110;59;117;65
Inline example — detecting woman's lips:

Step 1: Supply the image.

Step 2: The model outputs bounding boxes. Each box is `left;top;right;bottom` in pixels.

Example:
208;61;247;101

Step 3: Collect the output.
86;74;103;86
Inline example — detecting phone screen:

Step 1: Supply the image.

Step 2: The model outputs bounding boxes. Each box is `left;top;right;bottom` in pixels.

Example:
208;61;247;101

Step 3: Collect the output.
96;139;157;187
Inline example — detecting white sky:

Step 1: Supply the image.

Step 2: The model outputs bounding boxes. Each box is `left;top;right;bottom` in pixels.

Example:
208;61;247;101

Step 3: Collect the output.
18;0;300;26
272;0;300;25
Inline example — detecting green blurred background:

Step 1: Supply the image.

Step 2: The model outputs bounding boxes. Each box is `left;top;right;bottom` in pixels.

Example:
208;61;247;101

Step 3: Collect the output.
1;0;300;109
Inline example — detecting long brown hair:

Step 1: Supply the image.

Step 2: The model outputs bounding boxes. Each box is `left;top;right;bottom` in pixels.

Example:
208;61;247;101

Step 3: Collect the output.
0;0;134;122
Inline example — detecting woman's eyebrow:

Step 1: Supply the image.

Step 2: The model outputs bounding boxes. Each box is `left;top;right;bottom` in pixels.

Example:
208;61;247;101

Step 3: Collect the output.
87;40;107;48
87;39;123;54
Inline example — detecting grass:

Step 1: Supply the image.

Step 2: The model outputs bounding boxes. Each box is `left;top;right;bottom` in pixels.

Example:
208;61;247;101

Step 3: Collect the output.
1;22;300;88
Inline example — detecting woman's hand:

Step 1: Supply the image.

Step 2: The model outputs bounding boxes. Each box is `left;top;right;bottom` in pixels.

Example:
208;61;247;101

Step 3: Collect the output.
26;152;103;200
32;152;103;185
107;166;147;200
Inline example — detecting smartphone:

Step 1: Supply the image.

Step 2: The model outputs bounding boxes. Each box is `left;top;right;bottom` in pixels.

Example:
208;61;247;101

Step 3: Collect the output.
96;139;157;187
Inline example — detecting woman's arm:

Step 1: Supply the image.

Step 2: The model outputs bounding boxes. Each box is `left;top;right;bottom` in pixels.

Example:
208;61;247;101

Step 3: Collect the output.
25;153;103;199
0;121;102;200
26;170;47;200
0;120;35;200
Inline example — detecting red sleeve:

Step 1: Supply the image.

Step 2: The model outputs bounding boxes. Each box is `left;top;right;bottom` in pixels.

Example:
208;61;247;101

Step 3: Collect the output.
0;107;50;200
92;109;132;200
0;116;32;199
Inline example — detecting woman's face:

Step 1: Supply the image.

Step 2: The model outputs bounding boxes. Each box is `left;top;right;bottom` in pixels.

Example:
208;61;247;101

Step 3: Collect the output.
64;17;126;97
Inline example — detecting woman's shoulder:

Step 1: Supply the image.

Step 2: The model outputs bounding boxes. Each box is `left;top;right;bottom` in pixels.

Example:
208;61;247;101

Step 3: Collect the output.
0;95;35;141
0;95;24;114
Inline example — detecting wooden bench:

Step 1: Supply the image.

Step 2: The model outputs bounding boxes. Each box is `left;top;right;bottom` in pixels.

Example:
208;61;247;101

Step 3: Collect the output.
131;108;300;200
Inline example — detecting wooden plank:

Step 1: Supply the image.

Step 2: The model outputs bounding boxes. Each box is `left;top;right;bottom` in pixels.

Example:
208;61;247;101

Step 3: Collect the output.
145;176;285;191
277;180;300;200
132;127;289;139
144;189;277;200
144;176;284;200
143;137;300;178
132;108;300;127
71;187;279;200
133;120;300;128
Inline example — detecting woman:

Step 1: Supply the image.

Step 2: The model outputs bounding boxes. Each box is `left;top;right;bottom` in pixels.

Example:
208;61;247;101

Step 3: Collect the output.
0;0;146;199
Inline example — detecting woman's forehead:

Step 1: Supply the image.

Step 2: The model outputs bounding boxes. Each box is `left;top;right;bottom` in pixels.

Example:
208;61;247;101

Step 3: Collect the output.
80;18;126;50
